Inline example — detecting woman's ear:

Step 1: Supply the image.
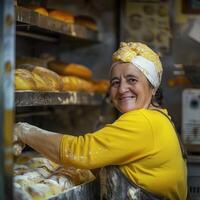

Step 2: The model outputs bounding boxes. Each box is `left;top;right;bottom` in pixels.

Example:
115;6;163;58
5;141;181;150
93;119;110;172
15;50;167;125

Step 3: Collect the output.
106;88;113;104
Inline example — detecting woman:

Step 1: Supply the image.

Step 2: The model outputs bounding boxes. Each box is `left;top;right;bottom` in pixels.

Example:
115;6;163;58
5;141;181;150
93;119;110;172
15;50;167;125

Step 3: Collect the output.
13;42;187;200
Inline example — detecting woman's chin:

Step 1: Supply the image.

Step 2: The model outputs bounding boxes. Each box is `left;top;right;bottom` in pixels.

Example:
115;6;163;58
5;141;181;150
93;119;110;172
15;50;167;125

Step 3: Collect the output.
119;105;137;113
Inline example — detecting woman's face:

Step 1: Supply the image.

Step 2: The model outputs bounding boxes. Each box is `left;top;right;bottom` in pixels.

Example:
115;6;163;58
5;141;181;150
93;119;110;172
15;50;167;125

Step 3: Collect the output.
109;62;155;113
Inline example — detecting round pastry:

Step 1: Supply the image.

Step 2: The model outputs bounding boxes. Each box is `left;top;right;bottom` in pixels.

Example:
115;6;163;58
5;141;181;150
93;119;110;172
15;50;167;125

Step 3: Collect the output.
48;61;93;80
48;10;74;24
75;15;97;31
32;66;63;91
15;69;36;90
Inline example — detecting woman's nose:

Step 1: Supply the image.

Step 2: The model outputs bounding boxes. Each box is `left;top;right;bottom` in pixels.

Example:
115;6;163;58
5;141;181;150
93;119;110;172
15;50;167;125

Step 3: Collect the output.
118;81;129;93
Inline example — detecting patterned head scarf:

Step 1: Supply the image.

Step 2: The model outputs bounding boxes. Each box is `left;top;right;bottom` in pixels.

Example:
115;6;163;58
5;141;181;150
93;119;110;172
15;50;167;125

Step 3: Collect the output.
112;42;163;89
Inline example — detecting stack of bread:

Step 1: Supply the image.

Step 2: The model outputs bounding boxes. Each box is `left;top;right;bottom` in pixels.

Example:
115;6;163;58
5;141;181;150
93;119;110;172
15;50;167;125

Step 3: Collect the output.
15;58;109;93
48;60;109;93
14;153;95;200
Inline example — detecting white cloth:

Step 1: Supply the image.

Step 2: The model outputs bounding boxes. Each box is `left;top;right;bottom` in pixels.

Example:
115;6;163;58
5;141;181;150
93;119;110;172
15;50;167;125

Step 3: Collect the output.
131;56;160;88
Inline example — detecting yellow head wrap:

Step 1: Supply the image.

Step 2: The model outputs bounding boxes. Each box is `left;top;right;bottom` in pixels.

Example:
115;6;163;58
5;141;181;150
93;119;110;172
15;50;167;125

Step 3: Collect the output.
112;42;163;89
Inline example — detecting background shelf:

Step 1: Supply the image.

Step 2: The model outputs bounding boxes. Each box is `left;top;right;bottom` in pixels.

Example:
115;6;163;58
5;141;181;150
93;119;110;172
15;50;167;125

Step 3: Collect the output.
16;6;100;43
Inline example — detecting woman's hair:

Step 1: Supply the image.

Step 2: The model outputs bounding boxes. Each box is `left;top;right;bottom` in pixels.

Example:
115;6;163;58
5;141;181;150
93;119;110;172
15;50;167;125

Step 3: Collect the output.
151;87;164;107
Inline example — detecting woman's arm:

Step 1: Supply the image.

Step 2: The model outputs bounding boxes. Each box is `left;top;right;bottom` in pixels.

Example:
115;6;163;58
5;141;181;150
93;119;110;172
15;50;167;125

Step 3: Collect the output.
14;122;63;164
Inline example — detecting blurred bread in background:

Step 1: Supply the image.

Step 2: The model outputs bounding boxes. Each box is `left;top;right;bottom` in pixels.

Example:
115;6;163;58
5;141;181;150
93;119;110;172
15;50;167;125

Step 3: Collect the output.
25;6;49;16
15;67;63;91
92;79;110;93
15;69;37;90
48;10;74;24
75;15;97;31
32;66;63;91
48;61;93;80
61;76;94;92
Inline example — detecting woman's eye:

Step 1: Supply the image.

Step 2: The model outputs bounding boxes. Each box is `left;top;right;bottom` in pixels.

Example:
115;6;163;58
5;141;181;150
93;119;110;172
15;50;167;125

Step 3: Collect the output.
111;81;120;87
128;78;136;84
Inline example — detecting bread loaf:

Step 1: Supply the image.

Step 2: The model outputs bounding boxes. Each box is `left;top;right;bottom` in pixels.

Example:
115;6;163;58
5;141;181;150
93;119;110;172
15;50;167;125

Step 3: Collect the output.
14;171;44;187
32;66;63;91
48;61;93;79
61;76;94;92
75;15;97;31
26;6;49;16
93;79;110;93
49;10;74;24
15;69;36;90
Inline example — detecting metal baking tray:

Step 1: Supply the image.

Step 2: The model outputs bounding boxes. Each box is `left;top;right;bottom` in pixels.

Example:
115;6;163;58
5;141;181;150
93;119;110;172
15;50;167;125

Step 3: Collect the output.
14;178;100;200
15;6;100;42
49;179;100;200
15;91;105;107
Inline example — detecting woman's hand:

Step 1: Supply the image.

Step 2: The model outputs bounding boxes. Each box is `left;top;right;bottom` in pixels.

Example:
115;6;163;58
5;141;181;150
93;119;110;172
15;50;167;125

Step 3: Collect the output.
13;122;63;163
13;122;38;156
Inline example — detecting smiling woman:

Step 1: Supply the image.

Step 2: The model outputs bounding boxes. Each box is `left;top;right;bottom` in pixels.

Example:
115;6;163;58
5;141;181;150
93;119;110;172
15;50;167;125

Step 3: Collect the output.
13;42;188;200
109;62;154;113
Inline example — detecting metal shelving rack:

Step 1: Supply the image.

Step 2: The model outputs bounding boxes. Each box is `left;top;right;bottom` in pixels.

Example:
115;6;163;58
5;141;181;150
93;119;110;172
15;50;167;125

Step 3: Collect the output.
0;1;15;199
0;2;104;199
15;91;105;107
14;6;104;108
15;6;100;42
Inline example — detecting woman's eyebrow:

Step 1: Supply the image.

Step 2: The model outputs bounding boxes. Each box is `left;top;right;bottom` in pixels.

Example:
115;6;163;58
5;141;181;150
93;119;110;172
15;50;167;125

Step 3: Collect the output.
126;74;138;79
110;77;119;82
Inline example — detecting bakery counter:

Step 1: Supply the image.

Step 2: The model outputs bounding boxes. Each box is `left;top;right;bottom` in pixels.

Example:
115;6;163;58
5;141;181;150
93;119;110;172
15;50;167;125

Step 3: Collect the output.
15;6;100;42
15;91;105;107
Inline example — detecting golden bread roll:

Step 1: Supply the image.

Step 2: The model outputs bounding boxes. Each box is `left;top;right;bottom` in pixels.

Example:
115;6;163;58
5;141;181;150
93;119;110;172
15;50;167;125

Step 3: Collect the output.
26;6;49;16
32;66;63;91
93;80;110;93
75;15;97;31
48;61;93;79
14;171;44;187
62;76;94;92
15;69;36;90
49;10;74;24
25;157;59;172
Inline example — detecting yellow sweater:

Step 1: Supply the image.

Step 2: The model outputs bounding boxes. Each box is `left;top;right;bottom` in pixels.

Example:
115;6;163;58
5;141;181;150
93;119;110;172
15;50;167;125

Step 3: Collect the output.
60;109;187;200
